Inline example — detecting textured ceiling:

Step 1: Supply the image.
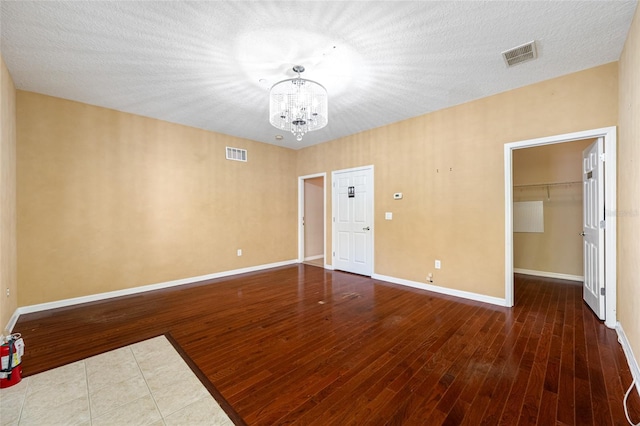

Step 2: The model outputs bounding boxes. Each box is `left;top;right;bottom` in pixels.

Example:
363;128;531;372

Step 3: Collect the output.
1;1;637;149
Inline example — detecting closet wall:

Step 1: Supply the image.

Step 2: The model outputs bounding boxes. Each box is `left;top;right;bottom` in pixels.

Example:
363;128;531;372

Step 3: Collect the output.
513;139;594;278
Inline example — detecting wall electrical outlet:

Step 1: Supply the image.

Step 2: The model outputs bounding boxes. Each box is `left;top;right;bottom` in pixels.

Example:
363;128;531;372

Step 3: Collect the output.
435;260;441;269
6;288;9;297
237;249;242;256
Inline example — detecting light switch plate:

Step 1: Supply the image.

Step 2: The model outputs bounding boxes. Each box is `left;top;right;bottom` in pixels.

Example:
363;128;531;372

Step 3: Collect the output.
385;212;393;220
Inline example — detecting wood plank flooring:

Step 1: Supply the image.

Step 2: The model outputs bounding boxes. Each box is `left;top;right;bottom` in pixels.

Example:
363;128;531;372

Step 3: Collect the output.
14;266;640;425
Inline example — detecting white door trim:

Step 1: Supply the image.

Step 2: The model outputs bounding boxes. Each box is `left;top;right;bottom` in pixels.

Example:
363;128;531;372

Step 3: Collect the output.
298;172;327;266
331;165;375;275
504;126;617;328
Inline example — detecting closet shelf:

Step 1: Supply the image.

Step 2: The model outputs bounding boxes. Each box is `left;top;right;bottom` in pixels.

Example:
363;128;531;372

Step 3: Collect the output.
513;181;581;189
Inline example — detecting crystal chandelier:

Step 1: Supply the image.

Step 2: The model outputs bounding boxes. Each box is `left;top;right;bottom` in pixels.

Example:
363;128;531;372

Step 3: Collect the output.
269;65;328;141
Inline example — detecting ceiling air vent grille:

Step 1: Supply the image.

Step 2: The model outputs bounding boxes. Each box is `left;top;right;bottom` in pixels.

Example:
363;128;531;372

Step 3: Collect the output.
502;41;537;67
226;147;247;162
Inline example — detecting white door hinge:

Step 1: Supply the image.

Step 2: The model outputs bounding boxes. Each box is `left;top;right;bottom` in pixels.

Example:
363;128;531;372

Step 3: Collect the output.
600;220;606;229
599;153;606;162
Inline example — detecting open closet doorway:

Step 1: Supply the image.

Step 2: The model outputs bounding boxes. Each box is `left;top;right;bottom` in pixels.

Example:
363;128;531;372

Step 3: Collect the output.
512;139;593;282
298;173;326;268
504;126;617;328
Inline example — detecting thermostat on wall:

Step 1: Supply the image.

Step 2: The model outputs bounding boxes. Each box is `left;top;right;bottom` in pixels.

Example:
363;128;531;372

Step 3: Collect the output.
393;193;403;200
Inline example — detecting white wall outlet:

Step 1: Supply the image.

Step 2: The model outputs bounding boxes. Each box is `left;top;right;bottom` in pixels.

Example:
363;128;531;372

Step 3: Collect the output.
435;260;441;269
385;212;393;220
5;288;9;297
237;249;242;256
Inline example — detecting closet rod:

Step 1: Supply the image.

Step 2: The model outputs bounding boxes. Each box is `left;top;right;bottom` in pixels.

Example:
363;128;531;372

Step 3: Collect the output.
513;180;582;189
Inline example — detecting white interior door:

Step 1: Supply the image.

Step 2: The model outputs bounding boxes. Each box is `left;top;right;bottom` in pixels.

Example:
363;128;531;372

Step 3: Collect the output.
582;138;605;320
332;166;374;276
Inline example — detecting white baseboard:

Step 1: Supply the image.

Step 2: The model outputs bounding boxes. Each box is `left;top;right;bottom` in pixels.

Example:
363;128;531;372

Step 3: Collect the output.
616;322;640;396
514;268;583;282
372;274;508;307
303;255;323;261
12;259;298;320
5;309;20;334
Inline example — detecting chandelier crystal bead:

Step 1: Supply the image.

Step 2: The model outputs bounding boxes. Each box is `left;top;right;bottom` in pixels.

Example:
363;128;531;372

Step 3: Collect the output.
269;65;328;141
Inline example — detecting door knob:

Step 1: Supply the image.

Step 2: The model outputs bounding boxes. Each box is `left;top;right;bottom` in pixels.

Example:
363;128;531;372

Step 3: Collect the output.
580;231;586;236
363;226;370;231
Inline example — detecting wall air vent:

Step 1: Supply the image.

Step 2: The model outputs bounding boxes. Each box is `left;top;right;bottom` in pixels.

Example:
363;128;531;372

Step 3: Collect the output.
502;41;538;67
226;147;247;162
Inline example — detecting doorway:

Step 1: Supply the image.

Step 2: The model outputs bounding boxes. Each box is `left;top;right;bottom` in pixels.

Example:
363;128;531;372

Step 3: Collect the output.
504;127;617;328
512;139;593;282
298;173;326;267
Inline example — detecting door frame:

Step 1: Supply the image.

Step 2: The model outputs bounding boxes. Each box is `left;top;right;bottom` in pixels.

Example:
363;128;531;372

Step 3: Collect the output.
504;126;617;328
298;172;327;266
331;165;375;275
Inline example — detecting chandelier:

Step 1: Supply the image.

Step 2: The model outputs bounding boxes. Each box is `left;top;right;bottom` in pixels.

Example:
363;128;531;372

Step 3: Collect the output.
269;65;328;141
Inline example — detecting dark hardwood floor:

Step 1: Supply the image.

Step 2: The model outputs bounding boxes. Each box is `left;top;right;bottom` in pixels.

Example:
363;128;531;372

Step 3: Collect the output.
14;266;640;425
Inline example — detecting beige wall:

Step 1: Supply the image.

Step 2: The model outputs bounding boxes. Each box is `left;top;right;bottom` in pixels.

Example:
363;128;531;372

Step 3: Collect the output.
0;56;17;333
513;139;593;277
618;5;640;371
297;63;618;298
10;60;624;312
304;177;324;258
17;92;298;306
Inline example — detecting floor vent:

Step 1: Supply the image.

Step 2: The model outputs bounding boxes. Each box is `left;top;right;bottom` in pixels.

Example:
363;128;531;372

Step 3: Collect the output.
226;147;247;162
502;41;537;67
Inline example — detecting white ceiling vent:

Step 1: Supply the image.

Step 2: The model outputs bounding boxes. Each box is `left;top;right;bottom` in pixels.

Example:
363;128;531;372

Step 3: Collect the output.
226;147;247;162
502;41;538;67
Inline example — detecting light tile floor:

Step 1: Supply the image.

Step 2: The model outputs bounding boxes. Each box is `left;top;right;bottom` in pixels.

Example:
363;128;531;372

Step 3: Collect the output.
0;336;233;426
